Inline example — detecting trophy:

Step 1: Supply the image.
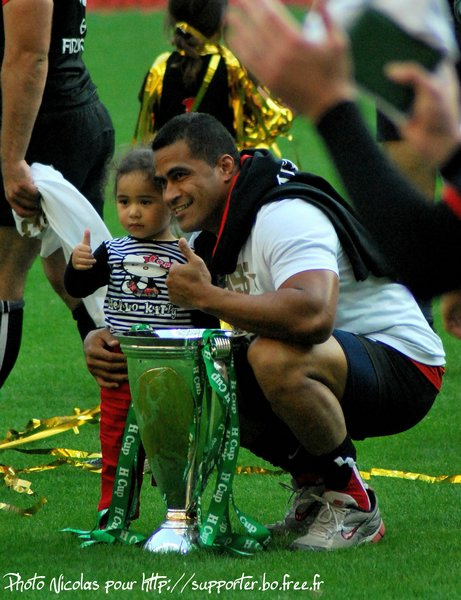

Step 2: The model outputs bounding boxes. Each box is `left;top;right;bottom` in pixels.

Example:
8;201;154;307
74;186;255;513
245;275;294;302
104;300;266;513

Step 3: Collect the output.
116;328;233;554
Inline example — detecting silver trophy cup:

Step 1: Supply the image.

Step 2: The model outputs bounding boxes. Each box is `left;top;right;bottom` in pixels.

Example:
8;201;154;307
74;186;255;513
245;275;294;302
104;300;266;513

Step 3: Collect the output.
116;328;233;554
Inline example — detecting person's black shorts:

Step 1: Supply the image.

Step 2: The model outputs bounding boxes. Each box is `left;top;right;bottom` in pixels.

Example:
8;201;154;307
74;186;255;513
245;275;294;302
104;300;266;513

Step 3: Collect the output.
333;329;439;439
0;96;114;226
234;329;440;456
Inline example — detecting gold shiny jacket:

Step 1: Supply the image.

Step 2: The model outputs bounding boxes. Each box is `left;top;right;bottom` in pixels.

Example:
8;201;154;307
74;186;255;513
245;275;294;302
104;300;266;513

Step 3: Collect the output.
134;24;293;151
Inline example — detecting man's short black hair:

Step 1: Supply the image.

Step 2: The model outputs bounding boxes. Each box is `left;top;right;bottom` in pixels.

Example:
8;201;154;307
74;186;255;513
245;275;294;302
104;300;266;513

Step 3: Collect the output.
152;112;240;165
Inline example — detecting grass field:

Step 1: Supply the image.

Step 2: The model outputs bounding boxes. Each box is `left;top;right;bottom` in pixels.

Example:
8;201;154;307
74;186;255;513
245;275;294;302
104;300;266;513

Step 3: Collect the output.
1;8;461;600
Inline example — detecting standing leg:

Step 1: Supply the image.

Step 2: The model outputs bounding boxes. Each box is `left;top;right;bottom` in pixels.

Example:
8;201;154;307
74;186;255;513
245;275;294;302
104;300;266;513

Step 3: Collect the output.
98;382;133;512
99;379;145;521
0;227;40;389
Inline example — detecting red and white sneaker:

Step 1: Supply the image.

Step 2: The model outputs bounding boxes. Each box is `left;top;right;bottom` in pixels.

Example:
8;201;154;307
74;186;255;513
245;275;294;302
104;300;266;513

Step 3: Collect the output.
291;488;385;551
266;479;325;534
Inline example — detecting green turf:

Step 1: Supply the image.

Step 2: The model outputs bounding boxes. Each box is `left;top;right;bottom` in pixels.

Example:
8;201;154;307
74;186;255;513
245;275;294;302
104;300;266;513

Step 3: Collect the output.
1;8;461;600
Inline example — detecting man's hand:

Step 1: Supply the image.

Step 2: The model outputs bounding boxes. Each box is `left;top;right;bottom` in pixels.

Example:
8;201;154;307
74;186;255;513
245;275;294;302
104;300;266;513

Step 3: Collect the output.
2;159;41;217
166;238;213;309
226;0;354;121
72;229;96;270
385;61;461;168
83;328;128;389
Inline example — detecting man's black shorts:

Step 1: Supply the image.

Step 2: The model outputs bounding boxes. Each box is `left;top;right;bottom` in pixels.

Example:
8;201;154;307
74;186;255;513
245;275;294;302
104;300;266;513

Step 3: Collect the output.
234;329;440;442
0;97;114;225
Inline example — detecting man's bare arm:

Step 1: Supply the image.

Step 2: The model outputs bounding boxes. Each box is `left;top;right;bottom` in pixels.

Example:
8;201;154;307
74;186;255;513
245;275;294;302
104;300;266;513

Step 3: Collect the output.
166;238;338;345
1;0;52;216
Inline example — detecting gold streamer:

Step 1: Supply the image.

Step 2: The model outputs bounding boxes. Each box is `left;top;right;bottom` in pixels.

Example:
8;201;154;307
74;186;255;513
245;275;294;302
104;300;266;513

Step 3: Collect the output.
16;458;101;474
0;407;101;517
9;448;102;474
0;405;100;449
0;465;47;516
360;467;461;484
236;465;286;476
2;406;461;520
0;450;101;517
13;446;101;460
237;465;461;484
0;497;47;517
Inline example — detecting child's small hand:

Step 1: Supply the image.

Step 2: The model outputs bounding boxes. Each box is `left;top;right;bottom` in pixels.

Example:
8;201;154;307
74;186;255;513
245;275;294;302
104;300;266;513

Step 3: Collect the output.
72;229;96;270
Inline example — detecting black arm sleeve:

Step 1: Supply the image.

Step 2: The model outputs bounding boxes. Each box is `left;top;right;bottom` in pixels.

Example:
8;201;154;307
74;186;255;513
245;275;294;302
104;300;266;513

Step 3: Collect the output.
440;145;461;190
316;101;461;298
64;243;110;298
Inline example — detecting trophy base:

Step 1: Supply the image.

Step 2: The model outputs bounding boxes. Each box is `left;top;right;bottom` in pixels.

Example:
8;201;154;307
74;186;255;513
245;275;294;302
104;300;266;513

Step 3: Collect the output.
143;509;198;554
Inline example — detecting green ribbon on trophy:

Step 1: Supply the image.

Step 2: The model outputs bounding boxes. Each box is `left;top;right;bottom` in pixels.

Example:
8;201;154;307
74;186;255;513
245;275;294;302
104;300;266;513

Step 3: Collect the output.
195;329;271;555
61;405;147;547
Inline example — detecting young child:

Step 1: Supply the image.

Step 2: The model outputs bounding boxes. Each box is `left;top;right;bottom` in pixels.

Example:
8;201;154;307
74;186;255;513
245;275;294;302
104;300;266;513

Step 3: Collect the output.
134;0;293;153
65;147;201;524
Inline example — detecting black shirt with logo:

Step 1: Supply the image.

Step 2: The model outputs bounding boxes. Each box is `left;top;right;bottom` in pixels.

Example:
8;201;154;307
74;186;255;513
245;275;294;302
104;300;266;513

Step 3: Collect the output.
0;0;96;110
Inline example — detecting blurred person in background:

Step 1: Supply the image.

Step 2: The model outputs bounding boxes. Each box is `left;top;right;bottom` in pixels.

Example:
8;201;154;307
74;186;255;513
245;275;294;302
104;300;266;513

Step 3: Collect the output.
133;0;293;154
227;0;461;337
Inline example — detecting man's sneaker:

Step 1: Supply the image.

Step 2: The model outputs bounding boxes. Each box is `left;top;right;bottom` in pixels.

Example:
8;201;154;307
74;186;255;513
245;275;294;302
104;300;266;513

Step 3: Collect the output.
291;488;385;551
266;479;325;534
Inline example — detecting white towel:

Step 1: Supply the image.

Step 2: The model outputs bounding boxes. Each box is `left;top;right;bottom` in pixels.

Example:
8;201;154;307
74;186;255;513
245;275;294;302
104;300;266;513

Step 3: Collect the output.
13;163;112;327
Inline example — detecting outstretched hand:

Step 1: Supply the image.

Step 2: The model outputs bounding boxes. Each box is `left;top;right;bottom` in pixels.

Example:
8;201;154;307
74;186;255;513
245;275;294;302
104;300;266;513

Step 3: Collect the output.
166;237;213;310
72;229;96;270
226;0;354;121
385;61;461;167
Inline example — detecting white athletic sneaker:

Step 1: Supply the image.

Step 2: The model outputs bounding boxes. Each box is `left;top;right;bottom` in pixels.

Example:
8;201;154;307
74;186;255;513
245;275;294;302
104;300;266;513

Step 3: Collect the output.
266;479;325;534
291;489;385;551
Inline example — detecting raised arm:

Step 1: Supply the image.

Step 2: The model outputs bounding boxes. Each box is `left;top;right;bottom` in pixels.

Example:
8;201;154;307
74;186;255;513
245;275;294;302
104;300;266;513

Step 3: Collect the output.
227;0;461;297
226;0;354;121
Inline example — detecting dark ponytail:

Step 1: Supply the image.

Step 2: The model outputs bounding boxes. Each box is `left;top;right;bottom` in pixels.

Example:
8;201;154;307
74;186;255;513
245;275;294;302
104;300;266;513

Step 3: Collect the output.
167;0;228;86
